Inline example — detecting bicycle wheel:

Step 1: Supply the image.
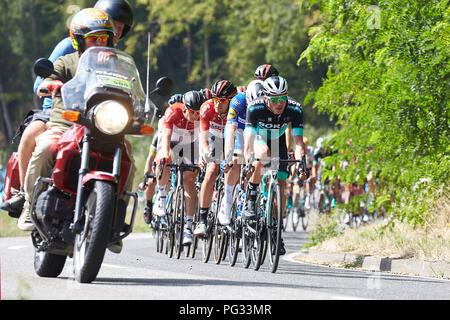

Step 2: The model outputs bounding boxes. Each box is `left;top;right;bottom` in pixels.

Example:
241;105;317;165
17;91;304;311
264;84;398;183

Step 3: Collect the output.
214;186;228;264
292;208;299;232
174;186;185;259
301;194;311;230
283;206;290;231
166;192;176;258
202;210;214;263
155;219;163;253
251;194;267;271
227;188;241;267
241;221;252;269
266;183;282;273
190;206;199;258
213;225;225;264
318;192;324;214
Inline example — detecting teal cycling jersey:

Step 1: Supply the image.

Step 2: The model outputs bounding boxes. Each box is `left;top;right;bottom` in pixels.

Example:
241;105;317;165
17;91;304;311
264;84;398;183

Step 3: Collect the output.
244;97;304;140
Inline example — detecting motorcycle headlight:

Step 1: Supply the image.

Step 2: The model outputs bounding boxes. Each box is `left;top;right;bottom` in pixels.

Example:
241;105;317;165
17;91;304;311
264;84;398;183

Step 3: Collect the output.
94;100;129;135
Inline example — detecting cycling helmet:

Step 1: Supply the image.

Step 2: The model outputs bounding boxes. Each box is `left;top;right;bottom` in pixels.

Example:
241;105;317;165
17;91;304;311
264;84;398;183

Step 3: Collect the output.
70;8;115;52
199;88;212;102
168;93;183;106
211;80;237;99
316;136;327;149
263;76;288;96
254;64;279;80
183;90;203;111
236;86;246;93
245;80;264;105
94;0;134;38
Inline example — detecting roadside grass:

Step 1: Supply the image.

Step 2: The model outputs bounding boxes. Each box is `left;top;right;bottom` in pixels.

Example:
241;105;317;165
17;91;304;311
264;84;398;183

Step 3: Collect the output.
305;197;450;262
0;211;24;237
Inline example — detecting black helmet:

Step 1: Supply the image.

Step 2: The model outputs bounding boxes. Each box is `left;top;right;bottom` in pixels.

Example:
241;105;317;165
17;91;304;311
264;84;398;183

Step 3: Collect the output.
183;90;203;111
211;80;237;99
254;64;279;80
199;88;212;102
168;93;183;106
94;0;134;38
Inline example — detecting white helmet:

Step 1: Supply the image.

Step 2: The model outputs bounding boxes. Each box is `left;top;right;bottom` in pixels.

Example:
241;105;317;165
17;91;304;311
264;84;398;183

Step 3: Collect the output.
316;136;327;149
245;80;264;105
263;76;288;96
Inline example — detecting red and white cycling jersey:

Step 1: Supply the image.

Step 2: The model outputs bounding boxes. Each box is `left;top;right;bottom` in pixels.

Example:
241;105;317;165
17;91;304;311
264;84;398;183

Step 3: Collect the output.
162;102;199;145
200;100;227;138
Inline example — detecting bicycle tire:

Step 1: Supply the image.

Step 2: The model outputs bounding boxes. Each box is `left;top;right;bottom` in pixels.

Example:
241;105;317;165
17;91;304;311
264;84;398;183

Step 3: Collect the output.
166;192;176;258
156;220;163;253
213;186;225;264
228;188;241;267
252;195;266;271
174;186;185;259
283;206;290;231
267;183;282;273
242;221;252;269
190;206;199;258
202;210;214;263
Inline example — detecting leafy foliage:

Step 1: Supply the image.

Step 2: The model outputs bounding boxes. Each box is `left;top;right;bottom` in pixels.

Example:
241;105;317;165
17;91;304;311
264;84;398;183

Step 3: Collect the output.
299;0;450;225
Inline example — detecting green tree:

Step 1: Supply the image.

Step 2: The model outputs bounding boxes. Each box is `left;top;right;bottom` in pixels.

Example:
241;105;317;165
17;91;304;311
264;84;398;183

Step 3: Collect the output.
299;0;450;225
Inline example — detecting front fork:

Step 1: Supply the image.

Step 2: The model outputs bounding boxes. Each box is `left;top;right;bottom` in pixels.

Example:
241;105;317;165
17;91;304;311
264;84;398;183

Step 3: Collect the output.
71;132;137;242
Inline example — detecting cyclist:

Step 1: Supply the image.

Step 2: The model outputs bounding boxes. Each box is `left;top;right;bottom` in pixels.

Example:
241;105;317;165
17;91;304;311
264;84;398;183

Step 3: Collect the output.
194;80;237;236
243;76;306;254
218;80;264;225
199;88;213;102
154;90;203;245
1;0;134;216
312;137;339;213
254;64;279;81
140;94;182;225
289;136;315;225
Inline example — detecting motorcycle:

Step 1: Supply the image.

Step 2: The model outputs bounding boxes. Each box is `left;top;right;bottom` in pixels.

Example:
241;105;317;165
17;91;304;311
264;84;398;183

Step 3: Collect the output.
8;46;172;283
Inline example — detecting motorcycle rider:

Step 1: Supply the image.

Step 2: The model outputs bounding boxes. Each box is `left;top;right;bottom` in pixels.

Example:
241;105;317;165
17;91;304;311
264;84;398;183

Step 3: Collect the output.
19;8;120;233
2;0;134;216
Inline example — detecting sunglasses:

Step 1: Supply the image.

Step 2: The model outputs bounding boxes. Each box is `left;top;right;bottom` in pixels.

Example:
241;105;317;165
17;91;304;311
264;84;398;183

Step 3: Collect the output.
184;107;199;115
213;97;229;104
268;95;287;103
84;34;109;43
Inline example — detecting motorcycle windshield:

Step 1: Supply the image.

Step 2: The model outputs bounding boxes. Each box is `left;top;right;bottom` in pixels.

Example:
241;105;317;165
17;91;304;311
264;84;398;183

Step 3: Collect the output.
61;46;156;121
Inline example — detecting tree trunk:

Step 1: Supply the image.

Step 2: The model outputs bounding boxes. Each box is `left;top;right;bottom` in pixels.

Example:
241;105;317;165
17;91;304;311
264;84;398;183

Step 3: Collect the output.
30;0;40;108
204;33;210;87
186;27;192;83
0;79;14;144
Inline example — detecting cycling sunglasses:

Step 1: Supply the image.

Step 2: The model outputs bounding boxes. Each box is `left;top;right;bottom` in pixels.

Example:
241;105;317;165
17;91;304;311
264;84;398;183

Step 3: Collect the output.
213;97;229;104
184;107;200;115
84;34;109;43
268;95;287;103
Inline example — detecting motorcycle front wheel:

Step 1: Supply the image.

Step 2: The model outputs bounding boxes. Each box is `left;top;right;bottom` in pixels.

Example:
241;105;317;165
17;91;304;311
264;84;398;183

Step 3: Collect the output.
73;180;115;283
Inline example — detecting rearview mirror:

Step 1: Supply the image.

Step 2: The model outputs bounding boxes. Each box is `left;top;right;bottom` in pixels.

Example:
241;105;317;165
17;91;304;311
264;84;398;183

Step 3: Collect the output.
33;58;55;78
149;77;173;97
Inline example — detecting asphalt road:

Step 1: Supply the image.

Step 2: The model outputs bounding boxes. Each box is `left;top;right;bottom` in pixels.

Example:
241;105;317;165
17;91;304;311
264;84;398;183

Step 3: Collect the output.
1;223;449;301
